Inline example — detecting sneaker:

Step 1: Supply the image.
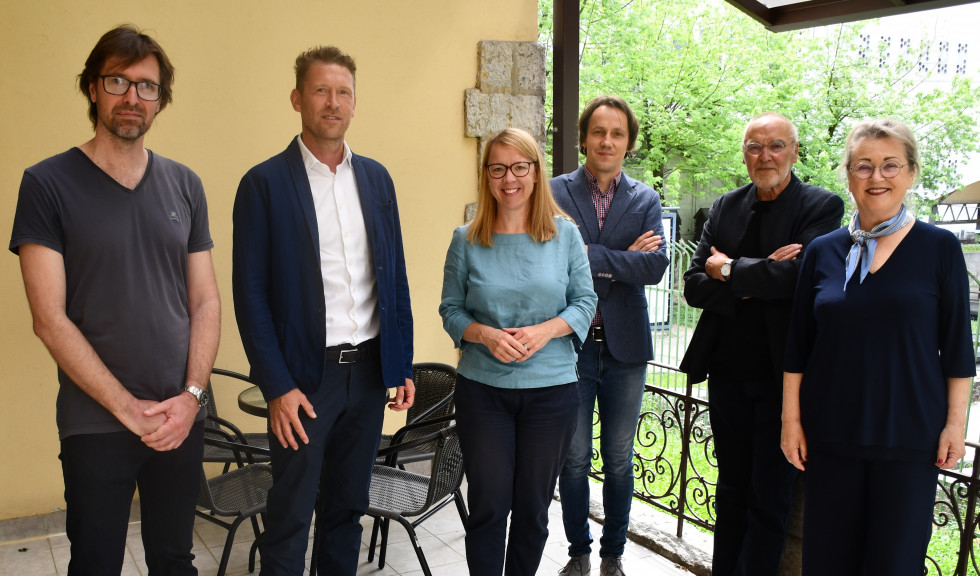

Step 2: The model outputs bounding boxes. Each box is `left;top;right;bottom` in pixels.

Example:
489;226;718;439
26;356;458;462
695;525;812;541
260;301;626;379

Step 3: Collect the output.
559;555;591;576
599;557;625;576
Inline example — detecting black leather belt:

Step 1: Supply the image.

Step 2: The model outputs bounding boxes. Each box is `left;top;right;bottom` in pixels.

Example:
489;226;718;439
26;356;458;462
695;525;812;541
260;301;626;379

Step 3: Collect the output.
588;325;605;342
325;337;380;364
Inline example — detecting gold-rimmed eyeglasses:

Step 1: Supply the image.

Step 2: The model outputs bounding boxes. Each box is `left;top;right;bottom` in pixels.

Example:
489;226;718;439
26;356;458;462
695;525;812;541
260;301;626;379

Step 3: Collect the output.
848;161;907;180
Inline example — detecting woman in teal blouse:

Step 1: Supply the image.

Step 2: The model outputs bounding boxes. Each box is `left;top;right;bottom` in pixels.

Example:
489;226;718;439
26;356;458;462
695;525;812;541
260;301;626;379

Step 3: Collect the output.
440;127;597;576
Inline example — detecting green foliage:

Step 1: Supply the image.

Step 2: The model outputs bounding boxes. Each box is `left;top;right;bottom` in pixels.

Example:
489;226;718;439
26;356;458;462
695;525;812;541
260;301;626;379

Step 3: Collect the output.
539;0;980;215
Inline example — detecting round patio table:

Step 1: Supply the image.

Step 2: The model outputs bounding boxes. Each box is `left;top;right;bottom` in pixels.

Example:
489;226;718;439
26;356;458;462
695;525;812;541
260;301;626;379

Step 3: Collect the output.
237;386;268;417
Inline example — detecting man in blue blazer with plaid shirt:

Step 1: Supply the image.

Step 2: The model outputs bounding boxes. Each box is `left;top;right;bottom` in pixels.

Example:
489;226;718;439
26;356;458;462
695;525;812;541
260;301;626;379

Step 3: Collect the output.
232;46;414;576
551;96;670;576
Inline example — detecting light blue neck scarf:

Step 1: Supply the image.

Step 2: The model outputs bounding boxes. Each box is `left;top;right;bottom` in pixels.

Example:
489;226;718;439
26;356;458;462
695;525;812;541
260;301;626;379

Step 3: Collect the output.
844;204;913;290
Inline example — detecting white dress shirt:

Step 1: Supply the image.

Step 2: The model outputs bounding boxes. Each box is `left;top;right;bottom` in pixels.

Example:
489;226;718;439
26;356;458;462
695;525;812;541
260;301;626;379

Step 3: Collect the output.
297;135;380;347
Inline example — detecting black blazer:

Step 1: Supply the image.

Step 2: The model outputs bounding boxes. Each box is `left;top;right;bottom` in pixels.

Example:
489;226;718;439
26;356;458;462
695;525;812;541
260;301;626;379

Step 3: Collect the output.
679;173;844;384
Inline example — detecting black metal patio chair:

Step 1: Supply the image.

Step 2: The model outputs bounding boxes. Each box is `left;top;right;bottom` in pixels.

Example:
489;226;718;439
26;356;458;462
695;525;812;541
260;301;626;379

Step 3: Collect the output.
203;368;270;472
366;415;467;576
196;437;272;576
375;362;457;467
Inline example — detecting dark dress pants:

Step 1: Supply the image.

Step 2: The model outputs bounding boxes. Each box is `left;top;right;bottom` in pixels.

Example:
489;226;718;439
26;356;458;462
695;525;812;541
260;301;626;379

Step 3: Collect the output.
259;357;388;576
455;375;580;576
802;449;939;576
708;377;798;576
60;420;204;576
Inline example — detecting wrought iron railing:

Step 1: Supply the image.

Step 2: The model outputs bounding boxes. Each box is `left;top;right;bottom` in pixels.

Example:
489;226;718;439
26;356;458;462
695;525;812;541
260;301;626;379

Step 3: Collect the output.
584;238;980;575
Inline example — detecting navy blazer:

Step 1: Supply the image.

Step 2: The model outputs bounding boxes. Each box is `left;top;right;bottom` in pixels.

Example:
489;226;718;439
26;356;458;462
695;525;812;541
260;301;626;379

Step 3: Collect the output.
232;138;414;401
679;173;844;384
551;167;670;363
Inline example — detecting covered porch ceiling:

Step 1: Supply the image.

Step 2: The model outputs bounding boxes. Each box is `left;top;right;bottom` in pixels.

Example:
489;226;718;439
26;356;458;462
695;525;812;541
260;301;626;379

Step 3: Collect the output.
722;0;979;33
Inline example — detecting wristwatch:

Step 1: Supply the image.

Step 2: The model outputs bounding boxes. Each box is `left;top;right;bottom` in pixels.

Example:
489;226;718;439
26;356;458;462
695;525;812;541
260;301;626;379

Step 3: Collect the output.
183;385;208;407
720;259;733;282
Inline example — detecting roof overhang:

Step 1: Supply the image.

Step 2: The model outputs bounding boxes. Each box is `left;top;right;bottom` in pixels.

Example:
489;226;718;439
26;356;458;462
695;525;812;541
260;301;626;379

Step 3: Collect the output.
723;0;979;32
940;180;980;204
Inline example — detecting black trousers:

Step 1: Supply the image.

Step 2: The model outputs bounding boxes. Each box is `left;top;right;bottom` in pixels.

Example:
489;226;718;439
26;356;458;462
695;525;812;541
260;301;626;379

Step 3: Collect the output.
802;449;939;576
455;375;580;576
60;420;204;576
708;377;798;576
259;355;388;576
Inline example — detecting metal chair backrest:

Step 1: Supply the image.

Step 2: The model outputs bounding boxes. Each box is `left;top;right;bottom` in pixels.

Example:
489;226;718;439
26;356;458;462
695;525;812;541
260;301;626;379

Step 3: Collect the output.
424;425;464;507
408;362;457;424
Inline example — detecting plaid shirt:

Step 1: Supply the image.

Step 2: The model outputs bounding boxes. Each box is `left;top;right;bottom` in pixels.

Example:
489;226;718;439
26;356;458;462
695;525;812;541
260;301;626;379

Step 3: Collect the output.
583;167;621;327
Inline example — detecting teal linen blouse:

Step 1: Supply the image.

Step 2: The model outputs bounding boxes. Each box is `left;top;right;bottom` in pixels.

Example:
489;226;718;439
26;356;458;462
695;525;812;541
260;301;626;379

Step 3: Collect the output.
439;217;597;389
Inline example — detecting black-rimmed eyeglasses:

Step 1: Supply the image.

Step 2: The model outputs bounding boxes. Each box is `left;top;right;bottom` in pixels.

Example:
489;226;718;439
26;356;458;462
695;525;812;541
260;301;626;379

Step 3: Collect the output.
99;75;162;102
486;161;534;179
848;161;907;180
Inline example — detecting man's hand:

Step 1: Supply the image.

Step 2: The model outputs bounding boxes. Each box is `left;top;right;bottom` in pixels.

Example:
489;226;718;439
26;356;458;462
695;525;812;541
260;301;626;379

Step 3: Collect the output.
769;243;802;262
141;392;200;451
268;388;317;450
122;398;168;437
628;231;663;252
388;378;415;412
705;246;731;281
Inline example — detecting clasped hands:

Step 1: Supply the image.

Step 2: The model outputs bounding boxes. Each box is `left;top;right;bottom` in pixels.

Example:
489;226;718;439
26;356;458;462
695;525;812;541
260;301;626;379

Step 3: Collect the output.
481;324;554;364
124;391;200;452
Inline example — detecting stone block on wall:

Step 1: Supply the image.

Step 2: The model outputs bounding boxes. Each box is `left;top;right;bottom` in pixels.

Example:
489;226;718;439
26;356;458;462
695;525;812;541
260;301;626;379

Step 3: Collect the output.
465;89;544;142
514;42;546;96
478;41;513;94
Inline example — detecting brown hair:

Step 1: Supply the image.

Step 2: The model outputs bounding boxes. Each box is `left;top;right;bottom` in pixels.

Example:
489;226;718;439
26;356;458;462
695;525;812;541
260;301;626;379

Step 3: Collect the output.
78;25;175;129
467;128;569;247
578;95;639;156
294;46;357;91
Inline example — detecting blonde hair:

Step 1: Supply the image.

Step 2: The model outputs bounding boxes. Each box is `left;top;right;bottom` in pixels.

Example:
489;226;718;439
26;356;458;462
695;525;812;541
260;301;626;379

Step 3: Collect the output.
841;118;920;184
467;128;569;246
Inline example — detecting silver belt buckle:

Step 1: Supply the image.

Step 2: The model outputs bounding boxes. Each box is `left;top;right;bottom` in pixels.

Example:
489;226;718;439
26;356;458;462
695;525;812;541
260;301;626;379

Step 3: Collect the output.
338;348;358;364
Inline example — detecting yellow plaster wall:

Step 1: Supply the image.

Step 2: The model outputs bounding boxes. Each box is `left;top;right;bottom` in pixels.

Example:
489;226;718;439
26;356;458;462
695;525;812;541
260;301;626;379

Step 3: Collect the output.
0;0;538;521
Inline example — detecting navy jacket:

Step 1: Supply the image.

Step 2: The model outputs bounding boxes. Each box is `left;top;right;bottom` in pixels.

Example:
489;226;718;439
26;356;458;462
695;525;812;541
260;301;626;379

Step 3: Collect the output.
232;138;414;400
679;173;843;384
551;167;670;363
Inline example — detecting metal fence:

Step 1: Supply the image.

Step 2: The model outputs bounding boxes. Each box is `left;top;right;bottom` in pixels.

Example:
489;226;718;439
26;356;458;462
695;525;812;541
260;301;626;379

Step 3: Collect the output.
585;238;980;575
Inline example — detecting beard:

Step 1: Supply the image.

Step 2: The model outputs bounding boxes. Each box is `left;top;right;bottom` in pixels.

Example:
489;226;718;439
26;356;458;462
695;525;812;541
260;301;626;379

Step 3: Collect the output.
102;106;151;141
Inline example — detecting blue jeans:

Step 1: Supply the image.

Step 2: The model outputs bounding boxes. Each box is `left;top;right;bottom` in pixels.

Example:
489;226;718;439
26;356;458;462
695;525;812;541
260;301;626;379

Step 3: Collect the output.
559;337;647;558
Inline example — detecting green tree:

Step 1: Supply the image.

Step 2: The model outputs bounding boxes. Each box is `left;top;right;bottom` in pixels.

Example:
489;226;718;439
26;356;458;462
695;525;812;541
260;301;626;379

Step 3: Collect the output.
539;0;980;213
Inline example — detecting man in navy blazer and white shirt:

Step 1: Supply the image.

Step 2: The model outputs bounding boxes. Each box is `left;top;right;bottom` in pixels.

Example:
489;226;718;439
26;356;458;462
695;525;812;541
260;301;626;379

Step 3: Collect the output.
551;96;669;576
232;46;415;575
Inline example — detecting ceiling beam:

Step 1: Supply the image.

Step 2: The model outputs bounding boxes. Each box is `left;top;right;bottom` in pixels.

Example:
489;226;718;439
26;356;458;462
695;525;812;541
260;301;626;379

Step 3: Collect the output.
724;0;977;32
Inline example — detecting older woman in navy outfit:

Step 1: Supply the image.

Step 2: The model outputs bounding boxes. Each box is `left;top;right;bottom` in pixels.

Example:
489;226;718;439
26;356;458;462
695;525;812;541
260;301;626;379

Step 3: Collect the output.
440;128;597;576
781;118;975;575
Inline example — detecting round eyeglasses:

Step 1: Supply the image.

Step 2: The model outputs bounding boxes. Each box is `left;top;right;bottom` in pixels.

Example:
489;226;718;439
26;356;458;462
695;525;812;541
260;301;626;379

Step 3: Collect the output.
743;140;794;157
100;75;162;102
848;161;907;180
486;161;534;179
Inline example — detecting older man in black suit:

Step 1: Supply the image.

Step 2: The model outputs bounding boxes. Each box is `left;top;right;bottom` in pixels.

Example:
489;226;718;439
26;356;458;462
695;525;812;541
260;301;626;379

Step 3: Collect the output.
680;112;844;576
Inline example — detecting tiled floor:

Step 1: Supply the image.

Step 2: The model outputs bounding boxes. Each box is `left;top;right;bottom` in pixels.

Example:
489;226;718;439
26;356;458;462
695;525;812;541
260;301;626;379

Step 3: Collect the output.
0;494;692;576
